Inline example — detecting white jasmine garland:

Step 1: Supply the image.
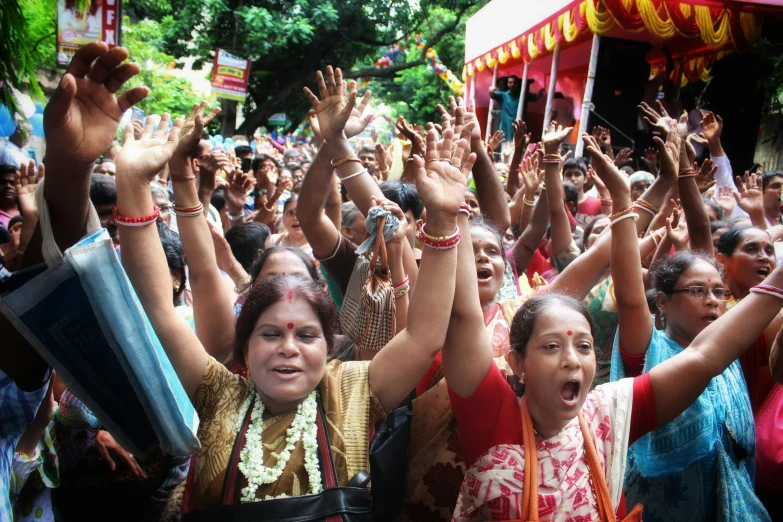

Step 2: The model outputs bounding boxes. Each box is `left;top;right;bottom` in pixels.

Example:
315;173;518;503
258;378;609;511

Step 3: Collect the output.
235;389;323;503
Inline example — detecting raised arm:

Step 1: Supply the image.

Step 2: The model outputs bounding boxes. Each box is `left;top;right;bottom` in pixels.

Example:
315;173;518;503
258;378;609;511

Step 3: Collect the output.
649;267;783;427
635;130;679;235
369;127;475;412
542;123;574;257
511;186;550;274
296;145;341;259
450;97;510;230
168;103;237;363
583;133;652;356
772;319;783;384
506;120;529;197
115;114;207;398
678;145;715;255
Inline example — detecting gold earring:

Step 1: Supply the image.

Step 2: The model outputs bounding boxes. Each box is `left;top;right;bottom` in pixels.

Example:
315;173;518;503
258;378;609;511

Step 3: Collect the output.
519;372;526;384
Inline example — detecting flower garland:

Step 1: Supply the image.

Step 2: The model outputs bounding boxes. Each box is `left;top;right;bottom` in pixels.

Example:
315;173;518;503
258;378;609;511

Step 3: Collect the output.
235;389;322;503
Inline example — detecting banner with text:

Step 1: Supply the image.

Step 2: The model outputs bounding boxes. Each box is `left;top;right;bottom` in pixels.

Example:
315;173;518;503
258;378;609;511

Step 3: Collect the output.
211;49;251;102
57;0;121;67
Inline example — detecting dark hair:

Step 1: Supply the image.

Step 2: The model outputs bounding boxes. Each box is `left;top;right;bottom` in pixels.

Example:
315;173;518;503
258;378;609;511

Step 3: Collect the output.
761;170;783;191
0;164;16;176
715;225;768;257
8;214;23;229
582;214;609;244
649;250;723;295
710;220;728;234
283;195;298;211
189;136;210;159
509;293;595;358
251;154;279;172
225;222;272;272
469;216;507;262
703;195;725;221
562;181;578;217
562;158;587;175
358;146;375;156
234;145;252;157
250;246;322;286
89;173;117;206
211;188;226;213
379;181;424;220
234;275;339;364
158;223;187;305
285;162;301;172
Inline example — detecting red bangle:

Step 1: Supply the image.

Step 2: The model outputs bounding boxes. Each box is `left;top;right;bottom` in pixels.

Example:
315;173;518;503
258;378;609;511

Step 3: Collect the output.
112;205;159;227
393;275;409;289
751;284;783;299
459;202;470;216
416;226;460;249
173;203;204;217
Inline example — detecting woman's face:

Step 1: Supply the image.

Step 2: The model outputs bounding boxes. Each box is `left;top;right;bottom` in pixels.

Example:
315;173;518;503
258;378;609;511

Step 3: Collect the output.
508;305;595;438
472;227;506;305
585;217;610;250
256;250;312;284
464;190;480;218
711;227;728;249
246;296;328;416
719;228;775;294
503;228;516;251
630;180;652;202
283;200;303;238
658;259;726;343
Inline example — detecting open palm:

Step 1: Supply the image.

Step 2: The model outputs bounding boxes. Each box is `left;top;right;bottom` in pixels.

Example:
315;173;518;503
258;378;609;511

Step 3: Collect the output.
734;172;763;215
304;66;357;139
44;44;148;168
116;114;183;182
581;133;628;198
414;127;476;217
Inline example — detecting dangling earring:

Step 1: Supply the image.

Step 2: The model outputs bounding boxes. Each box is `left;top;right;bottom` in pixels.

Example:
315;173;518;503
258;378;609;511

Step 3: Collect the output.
519;372;526;384
659;311;666;329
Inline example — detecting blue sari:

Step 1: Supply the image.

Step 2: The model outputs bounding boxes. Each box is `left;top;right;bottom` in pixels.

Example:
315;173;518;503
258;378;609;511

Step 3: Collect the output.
610;324;770;521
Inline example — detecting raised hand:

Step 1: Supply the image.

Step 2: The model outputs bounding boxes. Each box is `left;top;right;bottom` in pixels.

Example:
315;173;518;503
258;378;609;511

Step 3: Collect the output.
44;43;148;169
445;96;480;142
225;168;254;213
687;133;708;148
512;120;531;151
614;147;634;167
116;114;183;182
639;100;686;137
487;130;505;152
303;66;359;140
694;158;717;193
642;146;659;175
173;101;222;162
716;185;736;216
413;126;476;220
542;121;573;154
581;133;629;199
396;116;424;157
371;196;408;246
734;172;764;216
344;81;374;138
374;143;390;179
653;121;680;183
666;208;689;250
521;151;544;196
15;160;43;217
591;125;611;150
700;111;723;143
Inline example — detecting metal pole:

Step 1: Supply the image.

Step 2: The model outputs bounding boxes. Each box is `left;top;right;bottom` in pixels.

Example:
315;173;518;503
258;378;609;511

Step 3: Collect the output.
485;62;499;142
542;43;561;130
516;62;529;121
575;34;601;159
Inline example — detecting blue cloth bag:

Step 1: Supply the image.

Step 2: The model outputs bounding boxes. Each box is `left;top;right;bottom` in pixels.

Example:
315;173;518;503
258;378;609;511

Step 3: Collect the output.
0;228;199;457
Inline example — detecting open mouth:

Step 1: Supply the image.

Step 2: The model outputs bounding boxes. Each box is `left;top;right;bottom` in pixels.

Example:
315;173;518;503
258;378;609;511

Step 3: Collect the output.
702;313;719;323
757;267;771;278
476;268;492;281
560;380;581;404
291;223;301;229
272;366;301;375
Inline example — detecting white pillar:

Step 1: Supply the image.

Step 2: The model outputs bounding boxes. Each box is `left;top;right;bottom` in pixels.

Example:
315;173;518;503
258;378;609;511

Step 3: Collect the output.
542;44;561;130
470;75;476;112
516;63;530;121
575;35;601;159
485;62;499;141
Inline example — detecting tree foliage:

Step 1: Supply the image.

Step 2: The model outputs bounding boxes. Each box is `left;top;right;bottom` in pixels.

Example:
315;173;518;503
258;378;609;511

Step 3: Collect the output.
126;0;484;134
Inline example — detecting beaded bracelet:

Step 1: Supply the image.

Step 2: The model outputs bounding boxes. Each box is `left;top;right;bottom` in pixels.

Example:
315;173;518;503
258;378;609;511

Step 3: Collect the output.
416;226;460;249
331;155;362;167
113;205;159;227
750;284;783;300
635;198;659;214
608;212;639;228
341;168;368;181
609;206;633;221
419;224;460;243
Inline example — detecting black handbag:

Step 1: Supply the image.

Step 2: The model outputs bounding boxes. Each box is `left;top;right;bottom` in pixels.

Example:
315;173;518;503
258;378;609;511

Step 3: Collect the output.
182;394;372;522
368;392;414;522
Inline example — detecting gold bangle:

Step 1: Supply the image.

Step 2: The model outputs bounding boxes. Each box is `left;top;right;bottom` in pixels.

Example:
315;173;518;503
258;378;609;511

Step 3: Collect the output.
543;153;561;160
609;206;633;221
635;198;660;214
419;225;459;242
331;155;362;167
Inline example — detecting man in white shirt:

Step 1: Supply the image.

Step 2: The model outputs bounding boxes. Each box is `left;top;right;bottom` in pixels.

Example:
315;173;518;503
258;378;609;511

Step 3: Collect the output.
0;122;31;169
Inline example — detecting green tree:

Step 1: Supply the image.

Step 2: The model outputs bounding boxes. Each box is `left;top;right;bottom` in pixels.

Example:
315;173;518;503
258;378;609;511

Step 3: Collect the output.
121;16;203;117
127;0;483;135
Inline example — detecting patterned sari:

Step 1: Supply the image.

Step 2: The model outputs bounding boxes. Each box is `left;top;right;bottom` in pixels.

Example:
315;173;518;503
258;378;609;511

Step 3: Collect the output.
610;325;770;521
184;357;385;512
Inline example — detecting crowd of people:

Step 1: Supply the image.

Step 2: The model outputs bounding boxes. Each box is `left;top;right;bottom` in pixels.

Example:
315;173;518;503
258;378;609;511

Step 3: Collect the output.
2;41;783;522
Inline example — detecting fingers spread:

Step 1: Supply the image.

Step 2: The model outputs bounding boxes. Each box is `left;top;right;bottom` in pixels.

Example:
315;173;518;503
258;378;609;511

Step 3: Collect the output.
67;42;110;78
117;86;150;113
87;46;130;85
105;62;141;94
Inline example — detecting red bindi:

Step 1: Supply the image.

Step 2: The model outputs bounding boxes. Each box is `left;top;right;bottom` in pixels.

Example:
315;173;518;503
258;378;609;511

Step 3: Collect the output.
567;330;573;336
762;241;767;247
707;279;712;283
287;322;295;329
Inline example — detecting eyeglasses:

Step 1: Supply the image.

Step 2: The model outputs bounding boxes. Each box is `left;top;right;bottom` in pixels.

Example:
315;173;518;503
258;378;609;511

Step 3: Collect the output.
669;286;732;301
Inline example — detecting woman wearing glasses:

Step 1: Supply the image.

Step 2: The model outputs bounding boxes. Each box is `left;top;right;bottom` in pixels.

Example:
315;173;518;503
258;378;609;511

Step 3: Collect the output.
610;247;771;520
